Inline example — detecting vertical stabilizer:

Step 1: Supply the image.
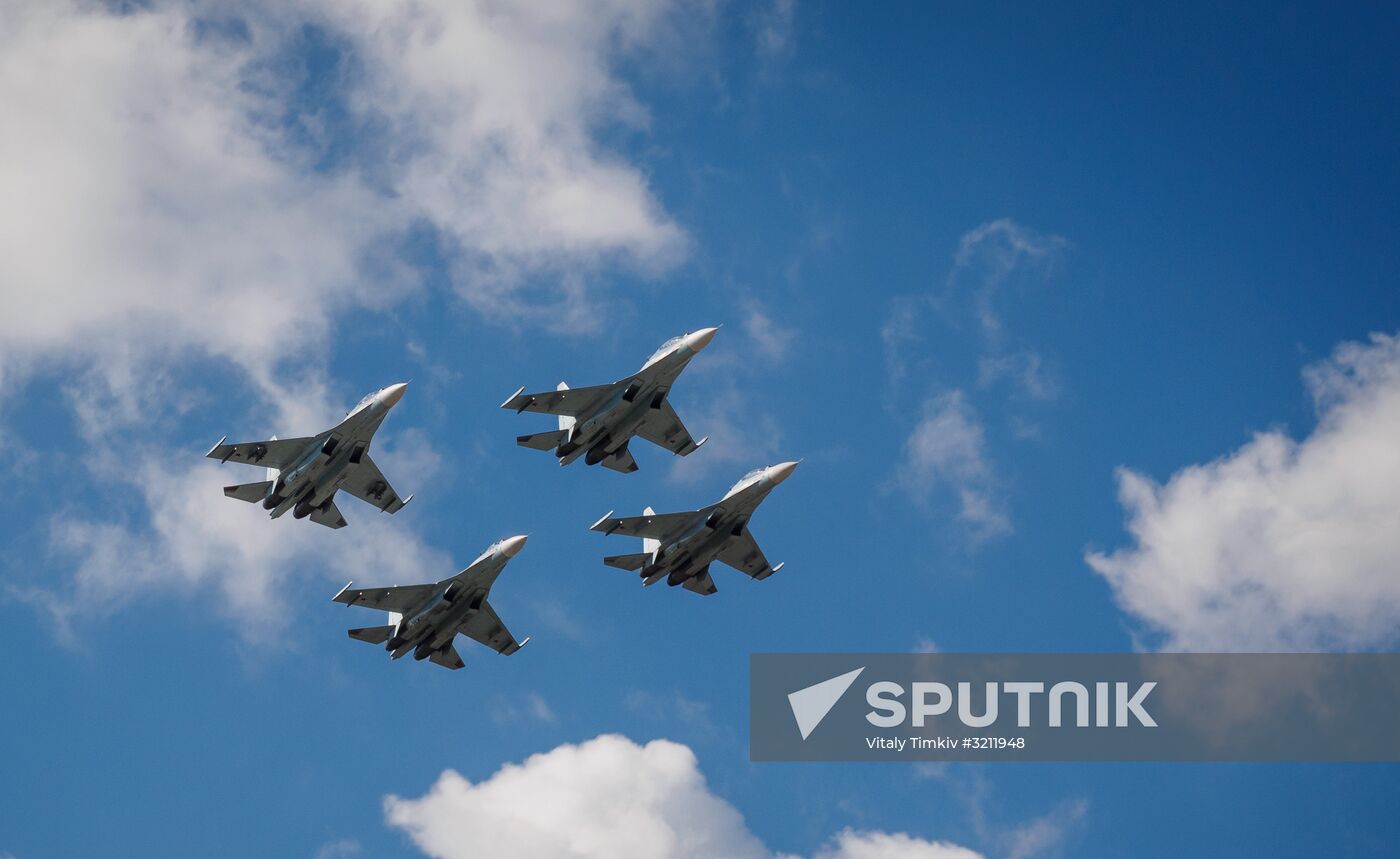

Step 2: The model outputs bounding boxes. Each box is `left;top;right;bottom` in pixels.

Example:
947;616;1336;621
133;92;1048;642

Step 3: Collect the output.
387;611;403;635
556;382;575;432
641;506;660;558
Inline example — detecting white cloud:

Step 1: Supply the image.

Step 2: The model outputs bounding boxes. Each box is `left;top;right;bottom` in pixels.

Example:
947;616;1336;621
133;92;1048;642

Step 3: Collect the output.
24;454;451;644
976;352;1056;402
313;840;362;859
894;391;1008;539
1000;799;1086;859
947;219;1066;345
742;302;796;362
753;0;796;62
1;0;695;631
668;384;783;485
883;219;1065;385
1088;331;1400;651
813;831;981;859
490;692;558;726
0;1;394;407
625;689;717;735
0;0;689;410
385;734;984;859
883;220;1065;539
312;0;689;325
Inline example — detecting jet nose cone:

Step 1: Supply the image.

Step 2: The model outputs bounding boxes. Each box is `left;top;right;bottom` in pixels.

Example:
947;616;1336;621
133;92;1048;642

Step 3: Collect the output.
499;535;528;558
769;460;800;483
380;382;410;408
686;326;720;351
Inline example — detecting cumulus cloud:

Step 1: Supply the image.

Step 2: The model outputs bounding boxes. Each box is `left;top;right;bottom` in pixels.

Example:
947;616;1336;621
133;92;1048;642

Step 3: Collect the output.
894;391;1008;539
0;0;688;408
1;0;695;631
0;1;393;407
1088;331;1400;651
313;0;688;325
385;735;984;859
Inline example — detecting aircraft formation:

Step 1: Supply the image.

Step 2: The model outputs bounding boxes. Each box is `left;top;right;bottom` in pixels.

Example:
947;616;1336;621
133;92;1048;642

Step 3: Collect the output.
208;328;797;671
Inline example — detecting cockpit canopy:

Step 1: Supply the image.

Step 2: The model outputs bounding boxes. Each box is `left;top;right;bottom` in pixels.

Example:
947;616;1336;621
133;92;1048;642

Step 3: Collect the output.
724;467;768;499
643;335;685;368
347;389;378;418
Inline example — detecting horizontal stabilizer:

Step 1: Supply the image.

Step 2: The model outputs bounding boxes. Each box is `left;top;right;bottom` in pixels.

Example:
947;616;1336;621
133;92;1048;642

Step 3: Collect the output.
309;499;348;529
348;625;394;645
603;552;651;571
517;429;569;451
429;644;465;670
601;446;639;473
224;480;272;503
683;568;718;596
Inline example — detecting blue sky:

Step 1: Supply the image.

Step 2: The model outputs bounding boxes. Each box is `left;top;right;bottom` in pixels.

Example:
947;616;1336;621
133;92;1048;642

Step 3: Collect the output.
3;2;1400;856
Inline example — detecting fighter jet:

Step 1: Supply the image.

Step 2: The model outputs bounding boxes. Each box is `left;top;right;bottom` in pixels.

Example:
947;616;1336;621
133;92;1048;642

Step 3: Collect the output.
500;327;718;473
590;461;798;595
205;382;412;529
331;535;530;670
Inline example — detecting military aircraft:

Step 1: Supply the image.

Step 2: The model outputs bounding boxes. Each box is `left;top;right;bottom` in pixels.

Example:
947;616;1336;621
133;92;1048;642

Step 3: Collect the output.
205;382;412;529
590;461;798;595
331;535;530;670
500;327;718;473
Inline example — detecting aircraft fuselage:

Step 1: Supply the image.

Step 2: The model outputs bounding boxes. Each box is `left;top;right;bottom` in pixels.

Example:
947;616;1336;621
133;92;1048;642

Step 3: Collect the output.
643;480;776;587
264;404;389;519
557;346;698;464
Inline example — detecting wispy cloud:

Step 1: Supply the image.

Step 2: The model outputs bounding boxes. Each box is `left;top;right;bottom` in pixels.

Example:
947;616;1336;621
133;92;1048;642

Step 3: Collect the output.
894;391;1009;541
884;219;1067;538
625;689;718;736
742;301;796;363
490;692;558;726
753;0;797;63
18;454;450;645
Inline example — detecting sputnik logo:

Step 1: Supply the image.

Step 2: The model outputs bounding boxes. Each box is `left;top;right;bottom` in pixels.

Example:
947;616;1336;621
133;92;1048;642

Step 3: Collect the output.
787;667;865;740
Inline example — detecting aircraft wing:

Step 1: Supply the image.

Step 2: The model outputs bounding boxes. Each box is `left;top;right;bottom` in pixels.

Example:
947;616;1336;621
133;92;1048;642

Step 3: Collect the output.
591;508;707;540
634;401;706;456
206;436;314;469
501;383;615;417
458;601;527;656
341;454;411;514
715;527;783;580
332;582;436;613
